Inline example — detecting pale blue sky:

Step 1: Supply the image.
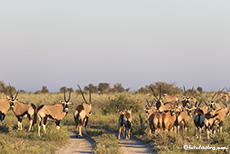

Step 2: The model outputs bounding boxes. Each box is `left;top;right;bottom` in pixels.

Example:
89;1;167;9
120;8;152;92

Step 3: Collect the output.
0;1;230;92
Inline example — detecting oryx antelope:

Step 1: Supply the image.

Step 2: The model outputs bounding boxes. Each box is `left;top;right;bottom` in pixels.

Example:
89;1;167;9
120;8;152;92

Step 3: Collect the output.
144;100;162;134
0;98;11;124
118;109;132;140
149;86;168;112
204;101;229;139
175;105;195;134
193;102;206;139
37;89;71;136
163;94;179;102
207;91;223;111
0;83;11;124
149;87;182;112
7;86;37;131
74;85;92;138
162;104;177;132
182;86;197;107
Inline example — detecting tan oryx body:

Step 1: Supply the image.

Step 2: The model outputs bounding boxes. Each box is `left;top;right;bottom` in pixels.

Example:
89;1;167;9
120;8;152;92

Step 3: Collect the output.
74;85;92;138
162;105;176;132
37;90;71;136
0;98;11;124
175;106;194;134
163;94;179;102
7;86;37;131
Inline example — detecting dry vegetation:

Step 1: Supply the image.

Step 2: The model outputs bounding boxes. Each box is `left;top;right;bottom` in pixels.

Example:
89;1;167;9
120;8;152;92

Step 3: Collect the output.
0;89;230;154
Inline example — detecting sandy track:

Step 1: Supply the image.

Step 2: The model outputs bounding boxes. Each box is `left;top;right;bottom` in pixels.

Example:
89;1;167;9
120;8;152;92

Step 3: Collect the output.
56;128;154;154
117;136;154;154
55;132;95;154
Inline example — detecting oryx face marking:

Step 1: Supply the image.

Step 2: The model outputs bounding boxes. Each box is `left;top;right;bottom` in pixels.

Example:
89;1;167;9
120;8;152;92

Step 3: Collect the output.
62;102;70;112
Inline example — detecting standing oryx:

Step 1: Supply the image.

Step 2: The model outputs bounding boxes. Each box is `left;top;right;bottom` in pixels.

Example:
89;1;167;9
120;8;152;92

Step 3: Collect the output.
0;83;11;124
0;98;11;124
74;85;92;138
7;86;37;131
118;109;132;140
144;99;162;134
37;89;71;136
163;94;179;103
204;101;229;139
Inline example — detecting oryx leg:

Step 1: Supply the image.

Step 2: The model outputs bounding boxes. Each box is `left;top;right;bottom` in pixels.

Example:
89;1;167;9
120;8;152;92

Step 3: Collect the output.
118;126;122;139
184;122;188;133
149;125;152;135
55;120;60;129
84;117;89;135
38;117;42;136
206;128;210;140
17;117;23;130
79;125;83;137
199;127;202;139
28;119;33;132
219;121;223;134
43;116;48;134
0;113;6;124
122;126;125;139
27;114;33;132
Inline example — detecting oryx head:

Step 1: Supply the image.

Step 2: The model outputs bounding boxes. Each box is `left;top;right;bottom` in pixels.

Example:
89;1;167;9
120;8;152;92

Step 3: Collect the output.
7;85;19;109
61;89;72;112
144;99;155;116
185;104;195;116
78;84;92;111
149;86;163;109
169;104;176;116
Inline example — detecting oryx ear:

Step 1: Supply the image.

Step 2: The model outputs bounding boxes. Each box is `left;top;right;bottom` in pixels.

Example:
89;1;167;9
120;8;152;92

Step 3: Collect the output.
7;96;10;100
60;100;65;104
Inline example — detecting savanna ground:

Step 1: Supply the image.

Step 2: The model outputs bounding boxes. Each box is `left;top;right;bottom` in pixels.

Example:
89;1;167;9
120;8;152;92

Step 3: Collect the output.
0;91;230;154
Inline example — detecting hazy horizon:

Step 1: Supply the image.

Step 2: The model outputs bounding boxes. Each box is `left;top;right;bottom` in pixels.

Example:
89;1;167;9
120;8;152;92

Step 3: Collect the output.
1;1;230;92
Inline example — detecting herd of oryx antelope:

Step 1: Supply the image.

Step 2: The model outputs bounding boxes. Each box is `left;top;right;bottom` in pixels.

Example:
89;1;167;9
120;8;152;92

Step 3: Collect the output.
144;86;230;140
0;84;92;138
0;83;230;150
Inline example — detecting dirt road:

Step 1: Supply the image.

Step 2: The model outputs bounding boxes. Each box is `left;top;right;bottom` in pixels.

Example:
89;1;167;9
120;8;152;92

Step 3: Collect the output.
117;135;154;154
56;131;154;154
55;132;95;154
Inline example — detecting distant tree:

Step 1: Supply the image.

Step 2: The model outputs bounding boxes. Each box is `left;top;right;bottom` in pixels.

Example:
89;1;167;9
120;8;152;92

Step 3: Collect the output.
60;86;67;93
197;86;203;93
0;81;6;93
41;86;49;93
151;82;182;95
4;85;17;96
125;88;130;92
84;84;98;93
35;90;41;94
98;82;110;94
67;88;74;93
19;90;26;93
113;83;125;93
137;87;149;94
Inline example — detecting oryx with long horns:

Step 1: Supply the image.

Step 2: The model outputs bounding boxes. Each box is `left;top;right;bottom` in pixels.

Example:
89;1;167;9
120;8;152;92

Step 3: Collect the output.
74;85;92;137
37;89;72;136
7;85;37;131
